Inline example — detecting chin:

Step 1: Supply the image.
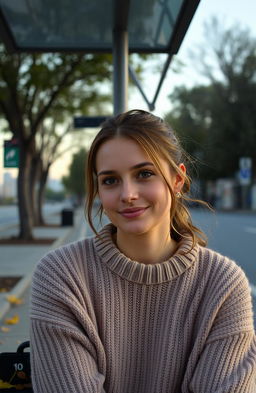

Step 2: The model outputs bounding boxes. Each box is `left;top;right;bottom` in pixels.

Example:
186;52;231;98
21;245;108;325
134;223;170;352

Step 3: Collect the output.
117;221;151;236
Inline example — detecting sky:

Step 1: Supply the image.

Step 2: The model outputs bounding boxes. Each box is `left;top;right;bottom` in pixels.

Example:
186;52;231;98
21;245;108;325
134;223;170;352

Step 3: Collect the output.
1;0;256;184
130;0;256;117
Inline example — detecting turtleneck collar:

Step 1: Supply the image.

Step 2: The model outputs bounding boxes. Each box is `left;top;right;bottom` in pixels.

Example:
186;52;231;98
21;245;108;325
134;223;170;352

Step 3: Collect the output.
93;224;199;285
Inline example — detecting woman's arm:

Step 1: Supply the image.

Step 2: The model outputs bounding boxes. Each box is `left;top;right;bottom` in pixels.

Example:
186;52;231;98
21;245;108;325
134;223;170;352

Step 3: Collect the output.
189;331;256;392
30;249;107;393
189;266;256;392
30;320;107;393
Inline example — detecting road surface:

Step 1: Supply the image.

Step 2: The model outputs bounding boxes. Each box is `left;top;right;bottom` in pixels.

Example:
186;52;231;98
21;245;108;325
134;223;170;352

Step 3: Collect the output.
192;208;256;324
0;203;66;229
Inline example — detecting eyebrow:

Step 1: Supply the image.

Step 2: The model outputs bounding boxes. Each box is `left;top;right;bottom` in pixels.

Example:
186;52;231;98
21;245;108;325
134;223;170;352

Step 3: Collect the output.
97;162;154;176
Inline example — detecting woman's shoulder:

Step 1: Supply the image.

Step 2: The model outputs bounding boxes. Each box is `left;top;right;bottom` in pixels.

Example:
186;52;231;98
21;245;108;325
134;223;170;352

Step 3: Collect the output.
197;244;250;289
34;236;95;279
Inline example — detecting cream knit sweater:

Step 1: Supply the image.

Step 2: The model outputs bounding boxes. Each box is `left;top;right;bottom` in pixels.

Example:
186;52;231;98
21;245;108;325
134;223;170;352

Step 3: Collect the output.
30;224;256;392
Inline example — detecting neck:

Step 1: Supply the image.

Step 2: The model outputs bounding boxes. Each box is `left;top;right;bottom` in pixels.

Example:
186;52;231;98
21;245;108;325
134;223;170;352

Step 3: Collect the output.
115;230;178;265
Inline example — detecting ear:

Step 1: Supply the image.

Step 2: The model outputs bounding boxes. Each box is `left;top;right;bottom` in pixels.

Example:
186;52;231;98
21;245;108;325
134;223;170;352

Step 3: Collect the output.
173;163;186;193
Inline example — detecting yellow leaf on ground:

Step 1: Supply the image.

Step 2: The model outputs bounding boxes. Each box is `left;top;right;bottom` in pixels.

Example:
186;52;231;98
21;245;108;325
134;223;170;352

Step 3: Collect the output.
0;379;15;388
1;326;10;332
6;295;23;305
4;314;20;325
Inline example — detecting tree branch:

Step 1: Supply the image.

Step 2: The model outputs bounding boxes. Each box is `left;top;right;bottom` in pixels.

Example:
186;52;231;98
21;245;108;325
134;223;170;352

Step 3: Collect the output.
31;54;84;138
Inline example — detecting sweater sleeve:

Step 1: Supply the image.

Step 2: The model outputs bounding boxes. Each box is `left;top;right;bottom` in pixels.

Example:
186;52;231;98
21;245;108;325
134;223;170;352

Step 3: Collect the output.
189;264;256;393
189;331;256;392
29;249;107;393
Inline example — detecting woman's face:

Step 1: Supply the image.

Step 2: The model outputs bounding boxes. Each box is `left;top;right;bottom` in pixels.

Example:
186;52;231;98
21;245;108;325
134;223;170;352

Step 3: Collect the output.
96;137;184;238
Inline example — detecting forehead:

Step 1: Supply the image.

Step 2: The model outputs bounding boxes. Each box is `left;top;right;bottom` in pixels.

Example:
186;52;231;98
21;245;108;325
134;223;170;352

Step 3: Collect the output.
96;137;151;170
95;136;172;177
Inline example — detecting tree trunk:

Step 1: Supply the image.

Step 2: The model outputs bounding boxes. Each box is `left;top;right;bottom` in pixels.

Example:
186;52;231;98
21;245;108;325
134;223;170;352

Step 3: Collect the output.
17;142;34;240
29;155;41;226
37;168;49;226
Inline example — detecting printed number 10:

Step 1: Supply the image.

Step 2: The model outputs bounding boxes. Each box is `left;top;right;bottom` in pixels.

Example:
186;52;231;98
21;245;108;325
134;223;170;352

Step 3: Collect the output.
14;363;24;371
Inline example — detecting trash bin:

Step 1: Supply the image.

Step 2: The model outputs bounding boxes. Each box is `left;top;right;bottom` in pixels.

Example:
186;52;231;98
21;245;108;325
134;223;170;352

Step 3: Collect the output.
61;208;74;226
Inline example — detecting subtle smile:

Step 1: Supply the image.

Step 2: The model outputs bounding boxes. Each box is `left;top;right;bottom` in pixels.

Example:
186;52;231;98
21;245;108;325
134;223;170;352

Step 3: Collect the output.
119;207;149;219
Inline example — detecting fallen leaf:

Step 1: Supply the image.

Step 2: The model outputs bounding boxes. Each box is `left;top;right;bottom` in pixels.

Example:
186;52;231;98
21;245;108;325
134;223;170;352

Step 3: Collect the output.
4;314;20;325
0;380;31;390
1;326;10;332
0;379;14;389
6;295;23;305
0;288;7;293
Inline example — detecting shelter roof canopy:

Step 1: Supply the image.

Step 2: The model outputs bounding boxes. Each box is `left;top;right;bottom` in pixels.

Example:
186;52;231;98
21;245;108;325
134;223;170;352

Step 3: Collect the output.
0;0;199;53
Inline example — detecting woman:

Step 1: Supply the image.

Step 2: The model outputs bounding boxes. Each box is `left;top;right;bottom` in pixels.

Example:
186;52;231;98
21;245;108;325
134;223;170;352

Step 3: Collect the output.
30;110;256;392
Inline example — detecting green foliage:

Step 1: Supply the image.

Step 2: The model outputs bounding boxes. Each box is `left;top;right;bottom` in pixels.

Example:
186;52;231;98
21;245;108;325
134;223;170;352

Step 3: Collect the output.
45;188;66;202
0;46;112;132
62;148;87;200
165;19;256;181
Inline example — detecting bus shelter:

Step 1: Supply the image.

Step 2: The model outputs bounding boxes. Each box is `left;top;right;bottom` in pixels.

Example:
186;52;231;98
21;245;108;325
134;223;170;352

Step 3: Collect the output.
0;0;200;114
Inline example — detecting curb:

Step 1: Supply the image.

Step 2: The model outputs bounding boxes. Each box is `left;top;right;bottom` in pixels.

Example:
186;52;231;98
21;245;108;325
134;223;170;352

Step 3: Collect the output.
0;223;76;321
0;223;18;233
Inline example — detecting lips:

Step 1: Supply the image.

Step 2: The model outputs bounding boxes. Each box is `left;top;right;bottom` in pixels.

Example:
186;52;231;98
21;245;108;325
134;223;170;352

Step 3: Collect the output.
119;207;148;218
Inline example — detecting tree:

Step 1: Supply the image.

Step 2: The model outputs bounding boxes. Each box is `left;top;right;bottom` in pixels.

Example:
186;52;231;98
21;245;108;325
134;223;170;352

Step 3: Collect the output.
62;148;87;204
31;121;78;225
165;18;256;181
0;46;112;239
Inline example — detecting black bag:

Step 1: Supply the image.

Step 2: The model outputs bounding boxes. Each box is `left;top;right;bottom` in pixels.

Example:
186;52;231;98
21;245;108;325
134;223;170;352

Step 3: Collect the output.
0;341;33;392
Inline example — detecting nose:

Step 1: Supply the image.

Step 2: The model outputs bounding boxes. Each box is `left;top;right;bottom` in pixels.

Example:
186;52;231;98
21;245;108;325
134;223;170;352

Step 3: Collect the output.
120;180;139;203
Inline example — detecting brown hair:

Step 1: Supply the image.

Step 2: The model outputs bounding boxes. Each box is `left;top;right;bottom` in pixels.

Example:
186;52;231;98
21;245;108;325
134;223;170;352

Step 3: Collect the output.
85;109;208;247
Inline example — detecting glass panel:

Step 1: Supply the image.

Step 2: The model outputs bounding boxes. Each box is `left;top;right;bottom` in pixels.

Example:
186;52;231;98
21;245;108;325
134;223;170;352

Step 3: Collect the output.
129;0;184;49
0;0;113;49
171;0;185;20
0;0;185;51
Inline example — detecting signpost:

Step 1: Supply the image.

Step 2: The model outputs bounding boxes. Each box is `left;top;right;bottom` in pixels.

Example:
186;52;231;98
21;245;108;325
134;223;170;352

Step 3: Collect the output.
239;157;252;209
4;139;19;168
239;157;252;186
73;116;108;129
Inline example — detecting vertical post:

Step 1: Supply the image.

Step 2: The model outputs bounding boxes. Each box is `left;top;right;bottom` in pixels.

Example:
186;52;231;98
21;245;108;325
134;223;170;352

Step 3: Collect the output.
113;29;128;115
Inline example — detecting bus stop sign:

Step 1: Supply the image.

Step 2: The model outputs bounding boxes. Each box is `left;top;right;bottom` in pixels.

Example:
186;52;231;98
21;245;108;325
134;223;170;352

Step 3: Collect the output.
4;140;19;168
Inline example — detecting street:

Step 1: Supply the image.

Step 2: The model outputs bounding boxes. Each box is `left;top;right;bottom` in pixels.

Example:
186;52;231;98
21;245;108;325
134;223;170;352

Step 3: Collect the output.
191;208;256;325
191;209;256;285
0;203;66;229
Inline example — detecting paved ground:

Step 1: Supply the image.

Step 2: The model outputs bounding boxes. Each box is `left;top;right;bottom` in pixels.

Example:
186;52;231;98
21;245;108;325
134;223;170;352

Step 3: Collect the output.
0;208;88;352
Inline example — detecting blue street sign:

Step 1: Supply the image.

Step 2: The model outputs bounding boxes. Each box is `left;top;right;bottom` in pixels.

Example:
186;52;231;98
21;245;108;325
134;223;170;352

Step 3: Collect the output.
239;168;251;185
74;116;108;128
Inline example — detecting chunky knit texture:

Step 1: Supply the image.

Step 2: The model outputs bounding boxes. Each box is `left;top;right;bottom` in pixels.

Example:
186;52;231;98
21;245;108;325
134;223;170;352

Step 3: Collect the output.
30;224;256;392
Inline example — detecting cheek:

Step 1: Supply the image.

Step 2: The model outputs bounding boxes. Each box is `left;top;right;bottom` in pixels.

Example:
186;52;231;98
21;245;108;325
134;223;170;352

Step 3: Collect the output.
148;182;171;205
98;189;117;210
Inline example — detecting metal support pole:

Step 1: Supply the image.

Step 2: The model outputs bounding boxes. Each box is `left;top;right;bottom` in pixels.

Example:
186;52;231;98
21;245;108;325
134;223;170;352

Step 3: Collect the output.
113;29;128;115
151;53;173;109
129;65;155;111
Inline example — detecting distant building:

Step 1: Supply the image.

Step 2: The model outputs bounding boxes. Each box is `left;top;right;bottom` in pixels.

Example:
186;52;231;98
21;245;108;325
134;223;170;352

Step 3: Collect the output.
2;172;17;199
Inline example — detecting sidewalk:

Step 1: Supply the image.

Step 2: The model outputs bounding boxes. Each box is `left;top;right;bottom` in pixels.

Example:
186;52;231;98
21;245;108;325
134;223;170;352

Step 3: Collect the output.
0;208;89;352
